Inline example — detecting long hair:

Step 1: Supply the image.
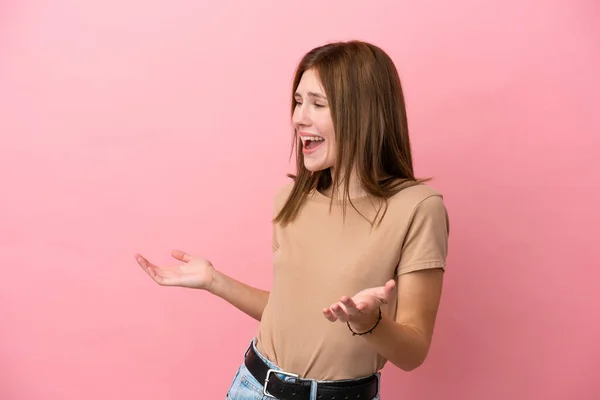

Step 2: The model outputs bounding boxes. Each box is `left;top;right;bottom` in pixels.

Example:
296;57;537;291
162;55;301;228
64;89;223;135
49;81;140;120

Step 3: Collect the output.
274;40;430;227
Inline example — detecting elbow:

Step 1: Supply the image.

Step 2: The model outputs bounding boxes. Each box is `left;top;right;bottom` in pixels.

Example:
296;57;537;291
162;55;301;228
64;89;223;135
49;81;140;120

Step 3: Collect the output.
393;345;429;372
387;321;433;371
396;356;425;372
403;358;426;371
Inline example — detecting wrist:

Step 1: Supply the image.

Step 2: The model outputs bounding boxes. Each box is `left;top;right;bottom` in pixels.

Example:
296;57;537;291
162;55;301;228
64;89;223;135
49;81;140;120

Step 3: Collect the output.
347;308;382;336
206;267;220;294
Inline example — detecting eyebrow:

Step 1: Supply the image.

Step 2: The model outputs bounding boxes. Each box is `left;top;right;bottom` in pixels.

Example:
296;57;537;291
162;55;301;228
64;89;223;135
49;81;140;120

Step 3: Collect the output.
294;91;327;100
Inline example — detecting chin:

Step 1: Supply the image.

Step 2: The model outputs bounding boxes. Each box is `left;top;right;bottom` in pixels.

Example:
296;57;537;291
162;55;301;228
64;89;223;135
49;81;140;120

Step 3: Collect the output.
303;161;331;173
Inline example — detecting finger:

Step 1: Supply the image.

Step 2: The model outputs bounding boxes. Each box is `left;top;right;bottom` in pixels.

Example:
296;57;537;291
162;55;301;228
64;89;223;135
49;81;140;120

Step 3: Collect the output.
322;308;337;322
135;254;166;284
135;254;154;271
382;279;396;302
154;269;179;278
341;296;361;315
330;302;350;322
371;279;396;304
136;255;158;280
171;249;192;263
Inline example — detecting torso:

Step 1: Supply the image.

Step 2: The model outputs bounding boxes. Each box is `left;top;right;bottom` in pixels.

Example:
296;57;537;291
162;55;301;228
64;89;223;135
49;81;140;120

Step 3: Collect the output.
256;182;445;380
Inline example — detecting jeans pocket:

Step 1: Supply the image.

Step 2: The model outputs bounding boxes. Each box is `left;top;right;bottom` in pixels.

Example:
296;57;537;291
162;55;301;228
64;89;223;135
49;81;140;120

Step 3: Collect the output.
226;364;243;399
227;364;265;400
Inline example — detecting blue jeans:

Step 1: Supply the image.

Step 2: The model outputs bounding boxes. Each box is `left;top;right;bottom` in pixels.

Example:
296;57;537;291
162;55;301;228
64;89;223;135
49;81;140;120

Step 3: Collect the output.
226;340;381;400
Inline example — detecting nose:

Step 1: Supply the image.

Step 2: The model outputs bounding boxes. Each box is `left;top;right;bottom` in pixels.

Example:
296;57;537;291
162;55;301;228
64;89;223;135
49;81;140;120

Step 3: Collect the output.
292;102;311;129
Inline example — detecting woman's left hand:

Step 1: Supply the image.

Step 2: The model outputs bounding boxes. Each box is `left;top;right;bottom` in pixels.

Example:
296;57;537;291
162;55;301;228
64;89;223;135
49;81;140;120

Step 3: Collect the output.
323;279;396;331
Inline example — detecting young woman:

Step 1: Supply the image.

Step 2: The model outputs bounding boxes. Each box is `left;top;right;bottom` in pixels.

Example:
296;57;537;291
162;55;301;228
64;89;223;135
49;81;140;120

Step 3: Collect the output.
135;40;449;400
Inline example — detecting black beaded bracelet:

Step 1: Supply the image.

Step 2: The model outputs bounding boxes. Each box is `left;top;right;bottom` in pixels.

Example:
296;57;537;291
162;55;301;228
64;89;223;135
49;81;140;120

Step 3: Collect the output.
347;308;382;336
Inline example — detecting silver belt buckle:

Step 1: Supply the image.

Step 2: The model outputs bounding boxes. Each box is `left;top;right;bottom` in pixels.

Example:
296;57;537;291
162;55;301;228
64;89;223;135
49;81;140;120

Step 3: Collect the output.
263;368;299;398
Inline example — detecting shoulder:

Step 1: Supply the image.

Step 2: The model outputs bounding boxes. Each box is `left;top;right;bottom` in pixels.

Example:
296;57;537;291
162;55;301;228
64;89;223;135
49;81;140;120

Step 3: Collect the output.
387;183;449;231
389;183;445;209
273;181;295;210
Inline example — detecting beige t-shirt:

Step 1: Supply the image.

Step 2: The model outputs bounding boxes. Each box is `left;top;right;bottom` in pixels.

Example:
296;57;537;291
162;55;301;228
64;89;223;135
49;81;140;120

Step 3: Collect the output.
255;182;449;380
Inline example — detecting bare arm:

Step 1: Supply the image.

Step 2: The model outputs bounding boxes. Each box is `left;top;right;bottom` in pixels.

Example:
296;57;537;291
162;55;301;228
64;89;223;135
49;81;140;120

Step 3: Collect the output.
323;268;443;371
359;268;444;371
135;250;270;321
208;270;270;321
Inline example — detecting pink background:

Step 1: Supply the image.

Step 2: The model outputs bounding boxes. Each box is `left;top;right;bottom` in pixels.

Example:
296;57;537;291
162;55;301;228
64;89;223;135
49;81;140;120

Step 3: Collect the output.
1;0;599;399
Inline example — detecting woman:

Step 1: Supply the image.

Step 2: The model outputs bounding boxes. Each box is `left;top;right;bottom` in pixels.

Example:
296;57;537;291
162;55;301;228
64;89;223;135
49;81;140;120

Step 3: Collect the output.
135;40;449;400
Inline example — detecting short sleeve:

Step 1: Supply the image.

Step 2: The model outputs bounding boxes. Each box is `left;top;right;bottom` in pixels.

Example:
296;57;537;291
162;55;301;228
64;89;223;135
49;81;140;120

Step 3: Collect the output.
396;195;449;276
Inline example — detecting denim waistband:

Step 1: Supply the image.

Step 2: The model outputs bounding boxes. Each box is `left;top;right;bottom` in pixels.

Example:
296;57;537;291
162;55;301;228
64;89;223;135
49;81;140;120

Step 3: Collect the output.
248;338;281;369
247;338;381;386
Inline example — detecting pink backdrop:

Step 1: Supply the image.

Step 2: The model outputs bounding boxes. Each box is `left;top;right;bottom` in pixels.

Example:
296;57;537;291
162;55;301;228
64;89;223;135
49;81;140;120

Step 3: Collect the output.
1;1;599;399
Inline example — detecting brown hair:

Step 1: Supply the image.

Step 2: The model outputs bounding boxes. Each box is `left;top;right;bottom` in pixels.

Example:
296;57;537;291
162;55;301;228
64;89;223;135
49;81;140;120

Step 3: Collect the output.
274;40;430;227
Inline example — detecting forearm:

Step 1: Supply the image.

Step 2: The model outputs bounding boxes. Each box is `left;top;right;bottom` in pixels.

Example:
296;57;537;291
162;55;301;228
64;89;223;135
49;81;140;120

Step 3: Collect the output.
358;315;430;371
208;270;270;321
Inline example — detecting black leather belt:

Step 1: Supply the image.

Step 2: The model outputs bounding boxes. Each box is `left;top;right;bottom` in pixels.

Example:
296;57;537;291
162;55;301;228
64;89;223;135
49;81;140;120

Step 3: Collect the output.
244;344;379;400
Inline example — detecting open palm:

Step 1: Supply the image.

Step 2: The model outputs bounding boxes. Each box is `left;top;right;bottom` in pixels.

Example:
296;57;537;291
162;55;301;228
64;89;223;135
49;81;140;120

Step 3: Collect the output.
323;279;396;330
135;250;215;290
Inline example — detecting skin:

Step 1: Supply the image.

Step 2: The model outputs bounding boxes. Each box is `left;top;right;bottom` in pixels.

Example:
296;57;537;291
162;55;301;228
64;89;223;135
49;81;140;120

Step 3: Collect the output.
135;67;444;372
293;69;336;173
293;68;366;199
135;251;270;322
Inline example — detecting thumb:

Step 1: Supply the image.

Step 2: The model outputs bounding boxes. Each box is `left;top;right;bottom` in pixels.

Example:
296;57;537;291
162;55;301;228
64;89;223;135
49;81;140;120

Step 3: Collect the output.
382;279;396;300
171;249;192;263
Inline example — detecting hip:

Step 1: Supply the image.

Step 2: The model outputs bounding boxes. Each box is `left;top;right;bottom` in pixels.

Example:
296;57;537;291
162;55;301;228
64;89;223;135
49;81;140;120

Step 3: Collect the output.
226;339;381;400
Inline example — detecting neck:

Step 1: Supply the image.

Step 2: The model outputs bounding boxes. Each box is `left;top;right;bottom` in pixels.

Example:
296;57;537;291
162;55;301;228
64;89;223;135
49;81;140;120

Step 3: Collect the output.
321;168;366;200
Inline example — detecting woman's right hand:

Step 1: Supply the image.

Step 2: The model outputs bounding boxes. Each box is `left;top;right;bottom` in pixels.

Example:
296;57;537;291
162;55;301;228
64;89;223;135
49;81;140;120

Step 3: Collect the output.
135;250;216;291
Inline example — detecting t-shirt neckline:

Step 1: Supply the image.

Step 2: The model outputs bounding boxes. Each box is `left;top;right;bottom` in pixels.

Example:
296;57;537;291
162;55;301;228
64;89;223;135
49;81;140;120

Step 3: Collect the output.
309;189;373;205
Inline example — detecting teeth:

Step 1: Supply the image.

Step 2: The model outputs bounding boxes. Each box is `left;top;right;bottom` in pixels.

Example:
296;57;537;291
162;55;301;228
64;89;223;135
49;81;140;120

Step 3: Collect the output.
300;136;325;142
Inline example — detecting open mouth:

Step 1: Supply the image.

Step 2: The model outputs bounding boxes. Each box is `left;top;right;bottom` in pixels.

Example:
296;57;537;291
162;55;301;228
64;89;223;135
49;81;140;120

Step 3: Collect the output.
300;135;325;152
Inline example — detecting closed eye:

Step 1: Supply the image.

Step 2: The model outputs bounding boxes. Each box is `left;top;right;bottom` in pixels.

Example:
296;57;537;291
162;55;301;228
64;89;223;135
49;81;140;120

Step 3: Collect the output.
295;101;326;109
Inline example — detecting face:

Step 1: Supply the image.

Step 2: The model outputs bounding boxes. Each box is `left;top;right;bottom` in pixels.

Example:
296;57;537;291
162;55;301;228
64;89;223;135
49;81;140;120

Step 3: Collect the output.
292;69;336;172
